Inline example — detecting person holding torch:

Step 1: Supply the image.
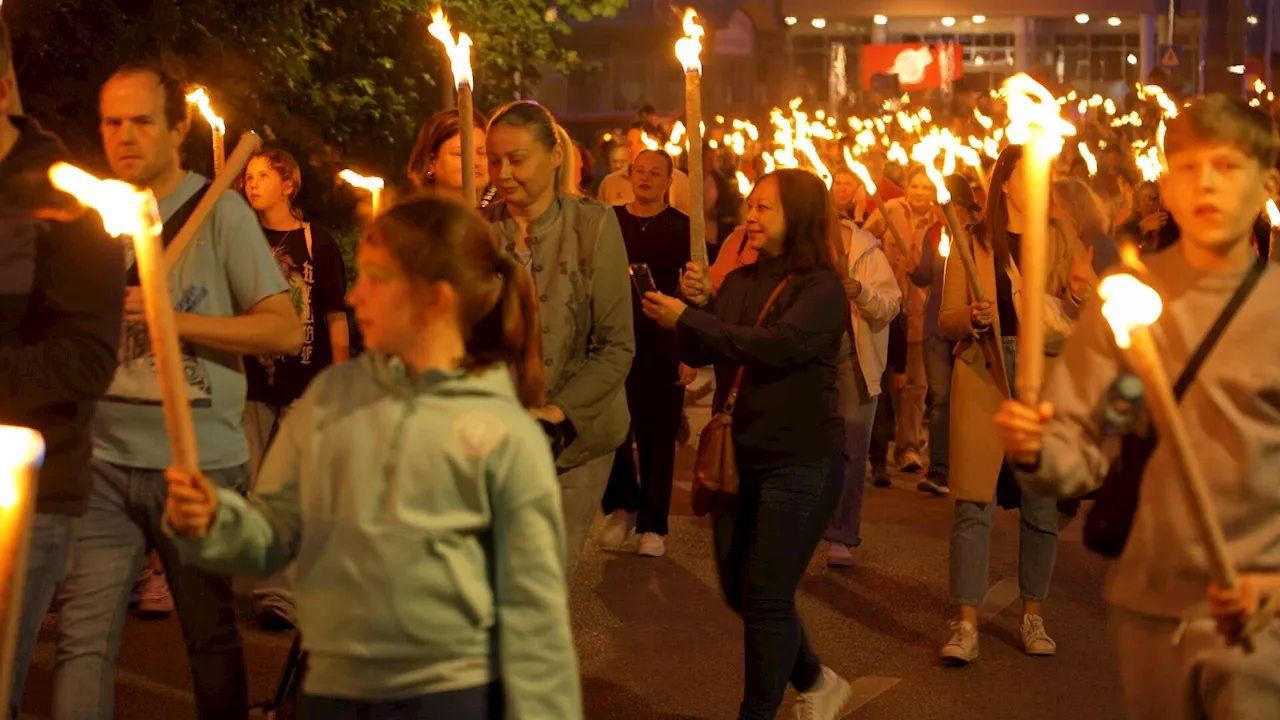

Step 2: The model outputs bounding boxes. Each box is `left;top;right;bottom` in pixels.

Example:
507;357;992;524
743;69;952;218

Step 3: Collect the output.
49;63;301;720
996;95;1280;718
937;144;1095;666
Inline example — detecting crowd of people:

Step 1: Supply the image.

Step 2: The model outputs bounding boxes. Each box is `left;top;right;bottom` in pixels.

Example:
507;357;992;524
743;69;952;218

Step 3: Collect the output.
3;10;1280;720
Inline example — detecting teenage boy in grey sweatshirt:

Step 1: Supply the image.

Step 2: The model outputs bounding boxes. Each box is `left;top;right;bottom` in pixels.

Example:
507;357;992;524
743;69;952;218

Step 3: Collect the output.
995;95;1280;718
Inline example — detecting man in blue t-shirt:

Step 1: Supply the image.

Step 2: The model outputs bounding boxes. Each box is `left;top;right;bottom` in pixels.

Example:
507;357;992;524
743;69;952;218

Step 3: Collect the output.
50;63;300;720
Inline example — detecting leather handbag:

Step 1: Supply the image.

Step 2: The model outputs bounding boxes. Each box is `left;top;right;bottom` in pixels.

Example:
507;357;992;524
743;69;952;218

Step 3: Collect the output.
692;275;792;517
1083;257;1265;558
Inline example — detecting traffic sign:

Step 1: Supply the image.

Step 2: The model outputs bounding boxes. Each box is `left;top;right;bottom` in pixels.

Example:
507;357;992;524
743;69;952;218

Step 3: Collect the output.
1159;44;1181;70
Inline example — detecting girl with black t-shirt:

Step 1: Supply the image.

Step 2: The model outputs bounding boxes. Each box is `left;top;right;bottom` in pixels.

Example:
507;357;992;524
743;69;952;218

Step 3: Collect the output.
241;147;350;627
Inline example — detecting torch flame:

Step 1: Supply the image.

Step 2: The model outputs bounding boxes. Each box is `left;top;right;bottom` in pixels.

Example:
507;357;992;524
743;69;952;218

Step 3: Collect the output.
1078;142;1098;176
184;88;225;134
674;8;705;75
0;426;44;509
1002;74;1076;153
338;170;385;193
736;171;753;196
939;228;951;258
48;163;157;238
1267;199;1280;228
1099;274;1163;349
640;132;660;151
428;6;474;89
842;148;877;196
910;138;951;205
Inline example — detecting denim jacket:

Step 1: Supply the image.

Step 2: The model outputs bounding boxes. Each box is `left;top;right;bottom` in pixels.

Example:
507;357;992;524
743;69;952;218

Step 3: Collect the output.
483;196;635;470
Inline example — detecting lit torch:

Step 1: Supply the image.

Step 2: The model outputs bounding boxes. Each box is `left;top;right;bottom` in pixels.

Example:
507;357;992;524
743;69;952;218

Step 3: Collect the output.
675;8;708;265
185;87;226;177
910;138;986;303
1266;199;1280;260
339;170;385;217
428;6;478;206
47;164;200;481
842;148;908;257
1003;73;1076;405
1098;273;1255;643
0;426;45;715
1078;142;1098;176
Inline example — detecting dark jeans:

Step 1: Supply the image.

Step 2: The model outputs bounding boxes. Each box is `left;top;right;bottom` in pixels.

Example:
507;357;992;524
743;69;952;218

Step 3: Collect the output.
868;363;895;474
714;454;844;720
301;683;503;720
53;460;249;720
922;336;954;484
601;373;684;535
8;513;75;719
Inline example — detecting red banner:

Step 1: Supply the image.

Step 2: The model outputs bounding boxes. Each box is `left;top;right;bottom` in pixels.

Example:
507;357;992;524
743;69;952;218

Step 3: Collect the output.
861;42;964;91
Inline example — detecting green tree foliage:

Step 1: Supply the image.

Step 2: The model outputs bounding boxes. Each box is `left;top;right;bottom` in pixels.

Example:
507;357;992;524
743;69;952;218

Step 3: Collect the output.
6;0;624;226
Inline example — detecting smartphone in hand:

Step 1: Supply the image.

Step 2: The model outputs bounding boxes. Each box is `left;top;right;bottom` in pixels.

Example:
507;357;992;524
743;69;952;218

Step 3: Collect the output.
629;263;658;297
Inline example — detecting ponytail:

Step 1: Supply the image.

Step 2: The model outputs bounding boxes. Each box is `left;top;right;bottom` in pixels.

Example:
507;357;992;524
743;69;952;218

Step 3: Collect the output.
468;255;547;409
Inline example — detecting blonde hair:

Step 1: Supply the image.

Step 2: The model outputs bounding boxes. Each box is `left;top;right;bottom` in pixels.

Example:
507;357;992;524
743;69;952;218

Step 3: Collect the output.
556;125;581;197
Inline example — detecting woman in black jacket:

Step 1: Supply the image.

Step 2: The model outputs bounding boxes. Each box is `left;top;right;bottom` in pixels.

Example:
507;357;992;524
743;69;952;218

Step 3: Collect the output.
642;169;853;720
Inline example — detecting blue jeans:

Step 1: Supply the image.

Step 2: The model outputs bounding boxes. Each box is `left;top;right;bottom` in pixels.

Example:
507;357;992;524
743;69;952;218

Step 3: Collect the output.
824;337;879;548
8;513;75;719
301;683;503;720
949;337;1059;606
53;459;249;720
922;337;954;484
715;454;844;720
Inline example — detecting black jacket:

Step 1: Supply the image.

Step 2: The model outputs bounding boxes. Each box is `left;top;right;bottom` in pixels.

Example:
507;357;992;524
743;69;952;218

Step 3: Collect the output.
677;255;846;471
0;116;125;515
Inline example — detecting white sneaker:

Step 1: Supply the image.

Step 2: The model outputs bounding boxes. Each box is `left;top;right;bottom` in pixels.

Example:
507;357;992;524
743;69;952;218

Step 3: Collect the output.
635;533;666;557
794;666;853;720
939;620;979;665
1021;613;1057;656
598;511;636;548
825;543;854;567
137;570;174;617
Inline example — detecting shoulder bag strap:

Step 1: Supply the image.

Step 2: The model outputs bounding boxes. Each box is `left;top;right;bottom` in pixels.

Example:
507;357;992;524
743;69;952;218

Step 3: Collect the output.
723;274;793;414
1172;257;1266;401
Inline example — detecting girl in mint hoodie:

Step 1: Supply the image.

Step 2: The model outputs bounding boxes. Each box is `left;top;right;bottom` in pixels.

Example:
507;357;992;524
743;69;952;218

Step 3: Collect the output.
164;197;581;720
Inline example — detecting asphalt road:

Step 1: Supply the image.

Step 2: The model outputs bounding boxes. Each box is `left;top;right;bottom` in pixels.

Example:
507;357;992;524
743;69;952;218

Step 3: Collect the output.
17;374;1123;719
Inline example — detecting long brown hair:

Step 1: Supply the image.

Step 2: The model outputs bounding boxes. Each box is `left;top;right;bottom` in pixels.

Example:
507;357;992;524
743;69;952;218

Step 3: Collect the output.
406;108;489;189
364;197;546;409
978;143;1024;272
760;169;840;274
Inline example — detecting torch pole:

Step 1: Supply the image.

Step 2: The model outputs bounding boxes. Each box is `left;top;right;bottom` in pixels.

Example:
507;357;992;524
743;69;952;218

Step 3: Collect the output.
460;82;476;207
686;69;707;266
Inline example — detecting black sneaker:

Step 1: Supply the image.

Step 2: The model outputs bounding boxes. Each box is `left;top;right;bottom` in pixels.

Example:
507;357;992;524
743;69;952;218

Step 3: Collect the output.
872;470;891;488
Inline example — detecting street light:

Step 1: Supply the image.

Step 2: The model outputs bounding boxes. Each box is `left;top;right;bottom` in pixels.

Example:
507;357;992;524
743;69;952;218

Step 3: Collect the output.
1108;17;1122;27
942;16;956;27
973;15;986;24
1075;14;1090;24
784;16;797;26
811;17;827;29
874;14;888;26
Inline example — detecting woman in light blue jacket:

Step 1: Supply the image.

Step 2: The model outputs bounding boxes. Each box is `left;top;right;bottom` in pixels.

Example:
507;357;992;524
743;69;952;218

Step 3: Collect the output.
164;197;581;720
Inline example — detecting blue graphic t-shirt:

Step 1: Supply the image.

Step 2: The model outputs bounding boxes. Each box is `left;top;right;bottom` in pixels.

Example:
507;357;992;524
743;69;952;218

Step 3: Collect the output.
93;172;290;470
